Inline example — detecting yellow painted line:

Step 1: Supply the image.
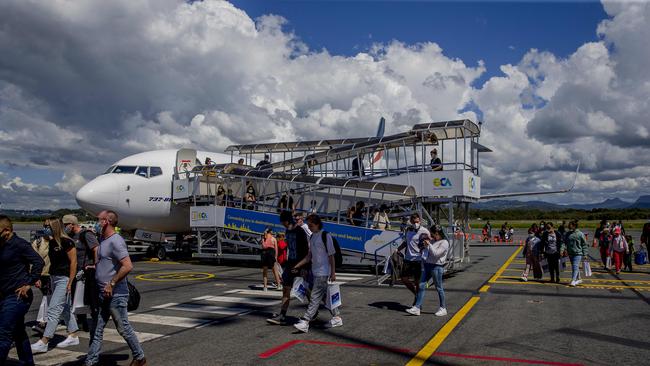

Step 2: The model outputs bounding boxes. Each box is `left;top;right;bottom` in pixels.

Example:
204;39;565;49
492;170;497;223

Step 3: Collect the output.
405;297;481;366
135;272;216;282
492;280;650;291
479;285;490;293
488;246;523;283
499;275;650;284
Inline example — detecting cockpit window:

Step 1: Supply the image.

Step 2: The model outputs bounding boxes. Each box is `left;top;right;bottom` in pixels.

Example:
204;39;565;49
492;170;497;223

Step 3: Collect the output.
103;166;116;174
150;167;163;177
113;166;137;174
136;166;149;178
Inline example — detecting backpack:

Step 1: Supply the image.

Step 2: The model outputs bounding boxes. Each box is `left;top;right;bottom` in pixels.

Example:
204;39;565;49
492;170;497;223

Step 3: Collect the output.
321;231;343;267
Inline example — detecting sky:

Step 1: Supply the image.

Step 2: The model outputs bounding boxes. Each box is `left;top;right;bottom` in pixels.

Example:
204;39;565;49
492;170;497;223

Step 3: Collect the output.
0;0;649;210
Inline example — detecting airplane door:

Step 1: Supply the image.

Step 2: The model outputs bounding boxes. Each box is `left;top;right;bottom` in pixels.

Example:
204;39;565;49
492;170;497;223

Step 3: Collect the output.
175;148;197;177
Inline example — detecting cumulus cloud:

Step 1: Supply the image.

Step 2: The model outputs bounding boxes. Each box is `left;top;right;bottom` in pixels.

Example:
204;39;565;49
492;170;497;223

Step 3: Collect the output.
0;0;648;209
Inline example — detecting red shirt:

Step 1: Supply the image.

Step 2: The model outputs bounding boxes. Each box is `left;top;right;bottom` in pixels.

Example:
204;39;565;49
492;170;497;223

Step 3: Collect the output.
277;239;287;265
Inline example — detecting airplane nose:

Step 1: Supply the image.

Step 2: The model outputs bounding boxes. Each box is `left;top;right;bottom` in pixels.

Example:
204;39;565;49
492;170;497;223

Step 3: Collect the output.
75;175;119;215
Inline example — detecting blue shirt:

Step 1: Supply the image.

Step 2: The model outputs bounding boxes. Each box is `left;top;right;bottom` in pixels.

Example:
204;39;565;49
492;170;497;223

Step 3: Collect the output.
96;233;130;296
0;233;44;298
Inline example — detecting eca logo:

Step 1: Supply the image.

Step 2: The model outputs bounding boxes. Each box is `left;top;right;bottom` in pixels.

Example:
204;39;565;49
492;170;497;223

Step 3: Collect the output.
468;176;477;191
191;212;208;221
433;177;452;188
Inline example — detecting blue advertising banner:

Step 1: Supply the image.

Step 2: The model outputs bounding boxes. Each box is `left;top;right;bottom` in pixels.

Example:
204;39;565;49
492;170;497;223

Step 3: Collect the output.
223;208;401;255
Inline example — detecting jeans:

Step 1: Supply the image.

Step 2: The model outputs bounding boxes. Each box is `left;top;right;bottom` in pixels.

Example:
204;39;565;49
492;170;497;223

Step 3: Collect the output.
414;263;445;309
302;276;340;321
570;255;583;283
0;291;34;366
85;295;144;365
44;275;78;339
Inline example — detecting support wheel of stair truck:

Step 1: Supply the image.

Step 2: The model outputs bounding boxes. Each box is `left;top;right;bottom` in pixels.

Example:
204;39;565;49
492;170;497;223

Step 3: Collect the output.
155;245;166;261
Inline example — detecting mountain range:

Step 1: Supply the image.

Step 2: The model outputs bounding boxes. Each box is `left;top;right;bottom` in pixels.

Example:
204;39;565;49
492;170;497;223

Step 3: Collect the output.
475;195;650;211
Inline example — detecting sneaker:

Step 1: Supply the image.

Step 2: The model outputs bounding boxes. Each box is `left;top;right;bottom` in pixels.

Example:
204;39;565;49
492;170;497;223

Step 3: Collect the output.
266;313;287;325
576;279;583;285
31;340;48;354
293;319;309;333
520;276;528;282
129;357;148;366
263;287;268;292
569;281;577;287
56;335;80;348
325;316;343;329
405;306;421;316
435;308;448;317
276;284;283;291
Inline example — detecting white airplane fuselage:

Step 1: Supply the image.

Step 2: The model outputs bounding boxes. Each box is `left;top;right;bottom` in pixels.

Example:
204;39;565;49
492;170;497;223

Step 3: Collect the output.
75;149;235;233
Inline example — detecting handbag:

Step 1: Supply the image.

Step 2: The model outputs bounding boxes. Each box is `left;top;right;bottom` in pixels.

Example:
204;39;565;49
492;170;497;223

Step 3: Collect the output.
72;280;88;314
290;277;308;304
127;280;141;311
325;282;342;310
36;296;49;323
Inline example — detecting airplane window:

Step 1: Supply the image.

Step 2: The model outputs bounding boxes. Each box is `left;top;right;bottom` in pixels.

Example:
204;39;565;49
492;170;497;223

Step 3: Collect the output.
113;166;137;174
150;167;163;177
136;166;149;178
103;166;116;174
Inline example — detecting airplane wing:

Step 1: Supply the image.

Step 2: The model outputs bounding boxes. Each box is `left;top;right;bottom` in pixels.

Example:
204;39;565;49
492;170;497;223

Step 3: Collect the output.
479;162;580;200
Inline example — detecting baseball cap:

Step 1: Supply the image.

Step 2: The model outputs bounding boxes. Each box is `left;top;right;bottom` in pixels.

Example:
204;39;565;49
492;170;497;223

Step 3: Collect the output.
62;214;79;225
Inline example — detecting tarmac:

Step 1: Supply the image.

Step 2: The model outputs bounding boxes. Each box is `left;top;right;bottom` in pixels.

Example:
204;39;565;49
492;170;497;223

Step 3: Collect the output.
6;228;650;365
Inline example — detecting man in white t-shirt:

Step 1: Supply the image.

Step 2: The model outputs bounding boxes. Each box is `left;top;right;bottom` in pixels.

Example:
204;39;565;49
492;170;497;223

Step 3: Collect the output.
291;214;342;333
293;213;312;238
397;213;429;305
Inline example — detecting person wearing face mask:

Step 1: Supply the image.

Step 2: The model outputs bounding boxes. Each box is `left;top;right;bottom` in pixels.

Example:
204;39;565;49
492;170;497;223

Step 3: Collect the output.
608;227;629;275
0;215;44;366
397;213;430;305
31;217;79;354
430;149;442;171
85;210;146;366
63;215;100;336
244;183;257;210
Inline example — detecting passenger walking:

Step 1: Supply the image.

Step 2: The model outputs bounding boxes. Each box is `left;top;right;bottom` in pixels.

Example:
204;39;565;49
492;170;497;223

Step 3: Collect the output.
566;220;589;287
521;229;542;282
608;227;629;275
63;214;100;335
31;217;79;353
406;226;449;317
30;232;51;333
542;223;563;283
430;149;442;171
594;220;611;266
293;213;312;238
85;211;146;366
292;214;342;332
397;213;429;304
260;228;282;291
0;215;44;366
266;211;310;325
372;204;390;231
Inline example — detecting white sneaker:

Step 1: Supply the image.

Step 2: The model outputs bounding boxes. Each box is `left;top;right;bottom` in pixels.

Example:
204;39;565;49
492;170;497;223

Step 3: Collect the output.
405;306;421;316
325;316;343;328
56;335;79;348
569;281;577;287
520;276;528;282
276;284;283;291
30;340;48;354
576;279;583;285
293;319;309;333
435;308;448;317
263;287;268;292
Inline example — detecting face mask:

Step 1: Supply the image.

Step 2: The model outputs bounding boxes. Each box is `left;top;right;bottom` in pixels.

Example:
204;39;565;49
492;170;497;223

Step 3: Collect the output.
413;223;421;230
43;227;53;237
64;226;73;235
94;222;103;235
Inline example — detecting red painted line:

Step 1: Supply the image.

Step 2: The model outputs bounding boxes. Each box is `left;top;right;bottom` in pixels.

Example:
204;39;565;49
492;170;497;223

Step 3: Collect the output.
434;352;584;366
259;340;584;365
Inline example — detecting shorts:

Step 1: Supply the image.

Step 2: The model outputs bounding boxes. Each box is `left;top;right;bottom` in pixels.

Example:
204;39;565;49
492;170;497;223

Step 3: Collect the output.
260;248;276;267
402;260;422;280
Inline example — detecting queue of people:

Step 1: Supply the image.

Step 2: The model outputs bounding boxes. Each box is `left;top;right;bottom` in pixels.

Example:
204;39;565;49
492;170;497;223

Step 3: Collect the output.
0;212;146;366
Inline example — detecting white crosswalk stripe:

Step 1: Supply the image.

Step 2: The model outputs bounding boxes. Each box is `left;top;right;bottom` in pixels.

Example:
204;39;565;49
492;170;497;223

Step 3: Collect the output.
192;295;280;307
127;313;217;328
151;302;250;315
223;289;283;297
9;348;86;366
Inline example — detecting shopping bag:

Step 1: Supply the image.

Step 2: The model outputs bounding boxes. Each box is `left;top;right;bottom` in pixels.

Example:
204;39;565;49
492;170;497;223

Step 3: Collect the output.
325;282;342;310
290;277;308;304
274;262;284;278
635;250;648;265
605;256;612;270
583;261;592;277
72;280;88;314
539;258;549;274
36;296;49;323
560;257;569;271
